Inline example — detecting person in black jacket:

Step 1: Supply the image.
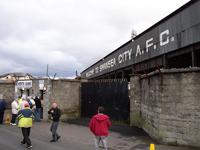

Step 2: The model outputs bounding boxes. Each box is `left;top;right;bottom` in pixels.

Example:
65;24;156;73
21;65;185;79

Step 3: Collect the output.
0;99;6;124
48;102;61;142
34;96;42;121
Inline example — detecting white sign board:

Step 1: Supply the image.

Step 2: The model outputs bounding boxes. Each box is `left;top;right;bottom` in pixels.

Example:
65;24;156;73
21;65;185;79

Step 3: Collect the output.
17;80;32;89
39;80;44;90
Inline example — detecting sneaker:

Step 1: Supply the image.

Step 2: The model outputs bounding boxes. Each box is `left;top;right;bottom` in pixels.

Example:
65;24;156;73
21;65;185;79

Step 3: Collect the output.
12;123;16;126
26;145;33;149
50;139;56;142
21;141;26;145
56;136;61;141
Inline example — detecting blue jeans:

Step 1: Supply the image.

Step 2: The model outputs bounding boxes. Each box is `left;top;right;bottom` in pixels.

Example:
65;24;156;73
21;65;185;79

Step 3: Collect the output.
35;108;41;121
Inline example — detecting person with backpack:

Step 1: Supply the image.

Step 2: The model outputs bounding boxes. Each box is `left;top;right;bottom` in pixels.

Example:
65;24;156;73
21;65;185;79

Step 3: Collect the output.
48;102;61;142
89;106;111;150
17;102;34;149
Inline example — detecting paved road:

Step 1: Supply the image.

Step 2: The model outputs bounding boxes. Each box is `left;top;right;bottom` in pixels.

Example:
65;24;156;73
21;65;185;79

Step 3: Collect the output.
0;122;198;150
0;123;92;150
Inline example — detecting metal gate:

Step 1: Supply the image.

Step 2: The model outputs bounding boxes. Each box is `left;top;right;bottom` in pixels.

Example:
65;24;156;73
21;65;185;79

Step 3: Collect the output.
81;80;130;123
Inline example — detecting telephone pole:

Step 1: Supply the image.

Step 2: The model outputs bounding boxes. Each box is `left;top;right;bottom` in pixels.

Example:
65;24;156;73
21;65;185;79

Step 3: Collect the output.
46;64;49;77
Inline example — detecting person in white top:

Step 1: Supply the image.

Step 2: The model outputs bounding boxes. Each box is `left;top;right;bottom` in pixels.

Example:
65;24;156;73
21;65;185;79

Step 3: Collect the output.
11;99;19;125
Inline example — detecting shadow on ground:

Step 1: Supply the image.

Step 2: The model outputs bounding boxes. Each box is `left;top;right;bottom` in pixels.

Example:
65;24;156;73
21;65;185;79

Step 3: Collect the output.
65;118;149;137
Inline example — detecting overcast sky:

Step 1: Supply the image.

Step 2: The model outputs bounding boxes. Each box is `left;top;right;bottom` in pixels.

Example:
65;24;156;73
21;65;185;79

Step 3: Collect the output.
0;0;190;77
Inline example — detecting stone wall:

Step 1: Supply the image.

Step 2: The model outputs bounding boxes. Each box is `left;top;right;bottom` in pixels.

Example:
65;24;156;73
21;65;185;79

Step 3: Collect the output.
50;79;81;121
0;80;15;108
130;68;200;147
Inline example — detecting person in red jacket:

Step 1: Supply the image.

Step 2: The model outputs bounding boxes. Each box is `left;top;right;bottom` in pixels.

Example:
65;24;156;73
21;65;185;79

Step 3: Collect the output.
89;106;111;150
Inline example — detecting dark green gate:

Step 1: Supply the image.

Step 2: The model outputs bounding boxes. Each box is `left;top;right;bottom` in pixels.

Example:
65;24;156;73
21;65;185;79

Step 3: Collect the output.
81;80;130;123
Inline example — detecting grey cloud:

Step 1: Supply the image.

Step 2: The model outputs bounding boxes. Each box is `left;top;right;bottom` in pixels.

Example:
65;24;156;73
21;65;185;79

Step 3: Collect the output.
0;0;189;77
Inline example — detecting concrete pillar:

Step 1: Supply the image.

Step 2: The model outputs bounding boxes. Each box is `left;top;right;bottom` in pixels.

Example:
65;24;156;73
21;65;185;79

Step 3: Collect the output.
129;75;142;127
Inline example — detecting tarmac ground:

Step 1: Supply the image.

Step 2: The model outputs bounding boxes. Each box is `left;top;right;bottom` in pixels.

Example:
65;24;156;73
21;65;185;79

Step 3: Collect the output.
0;120;198;150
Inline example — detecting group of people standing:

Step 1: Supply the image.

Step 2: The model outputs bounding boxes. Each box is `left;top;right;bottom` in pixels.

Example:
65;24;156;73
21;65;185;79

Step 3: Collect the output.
10;95;42;126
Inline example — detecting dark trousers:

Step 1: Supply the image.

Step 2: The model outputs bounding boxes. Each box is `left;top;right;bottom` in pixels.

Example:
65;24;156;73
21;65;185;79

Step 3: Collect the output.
21;128;31;146
35;108;41;121
11;114;17;124
0;110;5;124
50;121;59;140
